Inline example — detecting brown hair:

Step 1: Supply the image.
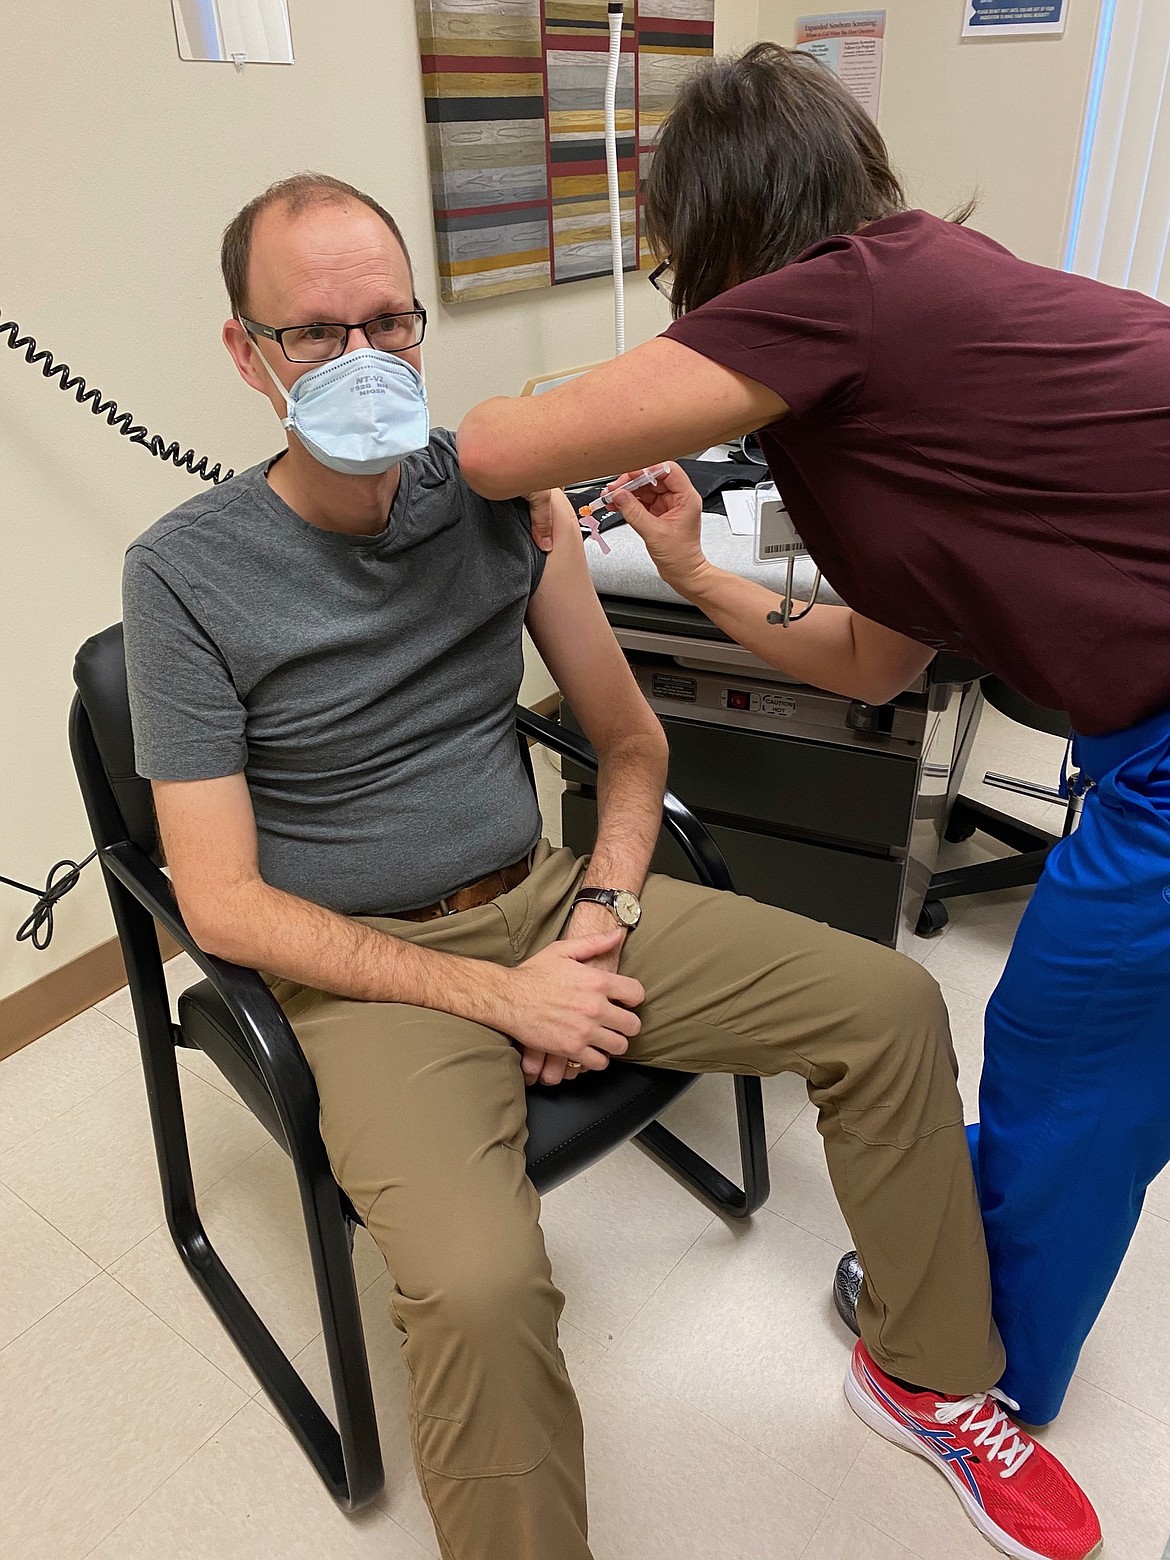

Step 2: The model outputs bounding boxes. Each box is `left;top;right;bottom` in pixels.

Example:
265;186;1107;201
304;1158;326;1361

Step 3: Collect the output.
644;42;906;316
220;172;412;318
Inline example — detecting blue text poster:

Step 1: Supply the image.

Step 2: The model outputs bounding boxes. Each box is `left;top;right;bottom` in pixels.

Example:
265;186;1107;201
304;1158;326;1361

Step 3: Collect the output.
962;0;1067;36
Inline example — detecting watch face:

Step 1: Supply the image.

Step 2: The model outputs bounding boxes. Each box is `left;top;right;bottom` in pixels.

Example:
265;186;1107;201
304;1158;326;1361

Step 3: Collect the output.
613;890;642;928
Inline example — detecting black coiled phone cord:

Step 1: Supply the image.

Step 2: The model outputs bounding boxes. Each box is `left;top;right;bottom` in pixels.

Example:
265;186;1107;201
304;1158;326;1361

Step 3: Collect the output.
2;313;233;484
2;312;228;948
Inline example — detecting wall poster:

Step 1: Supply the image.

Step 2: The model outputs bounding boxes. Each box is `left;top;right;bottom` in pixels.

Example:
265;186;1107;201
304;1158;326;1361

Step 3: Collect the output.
795;11;886;121
962;0;1068;37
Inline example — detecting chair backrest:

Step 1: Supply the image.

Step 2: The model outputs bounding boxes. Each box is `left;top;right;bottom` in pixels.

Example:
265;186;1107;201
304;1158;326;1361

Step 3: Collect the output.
70;624;178;1049
71;624;161;861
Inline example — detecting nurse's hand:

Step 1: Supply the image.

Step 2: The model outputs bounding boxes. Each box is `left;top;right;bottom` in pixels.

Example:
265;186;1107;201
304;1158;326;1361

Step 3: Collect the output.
604;465;706;589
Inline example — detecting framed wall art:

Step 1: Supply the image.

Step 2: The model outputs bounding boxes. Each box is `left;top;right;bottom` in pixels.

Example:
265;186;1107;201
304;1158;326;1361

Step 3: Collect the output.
416;0;715;303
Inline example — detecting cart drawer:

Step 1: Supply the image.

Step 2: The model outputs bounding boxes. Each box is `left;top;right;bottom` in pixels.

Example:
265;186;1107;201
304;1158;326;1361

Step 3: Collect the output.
562;707;919;851
561;791;905;945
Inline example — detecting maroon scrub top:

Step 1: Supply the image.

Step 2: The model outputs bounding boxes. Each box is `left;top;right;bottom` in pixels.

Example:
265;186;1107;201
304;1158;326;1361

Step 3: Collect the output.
665;210;1170;735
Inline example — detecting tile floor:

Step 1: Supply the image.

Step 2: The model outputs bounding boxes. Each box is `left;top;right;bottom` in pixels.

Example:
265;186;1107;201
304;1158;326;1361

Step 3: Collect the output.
3;708;1168;1559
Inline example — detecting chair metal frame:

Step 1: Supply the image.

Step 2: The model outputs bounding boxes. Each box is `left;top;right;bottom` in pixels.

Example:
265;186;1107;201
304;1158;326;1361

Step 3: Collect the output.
69;693;768;1512
918;678;1077;935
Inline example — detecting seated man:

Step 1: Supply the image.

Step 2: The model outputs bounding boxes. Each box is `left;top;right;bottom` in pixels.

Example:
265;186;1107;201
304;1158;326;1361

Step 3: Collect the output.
121;174;1099;1560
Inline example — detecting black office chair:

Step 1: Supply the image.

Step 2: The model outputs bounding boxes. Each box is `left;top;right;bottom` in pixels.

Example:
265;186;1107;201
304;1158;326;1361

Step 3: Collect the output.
918;676;1076;935
69;623;769;1512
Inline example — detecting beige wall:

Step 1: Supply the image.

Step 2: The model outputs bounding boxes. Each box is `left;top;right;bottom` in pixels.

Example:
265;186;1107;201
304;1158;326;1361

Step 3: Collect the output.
0;0;1094;1003
758;0;1099;266
0;1;759;1003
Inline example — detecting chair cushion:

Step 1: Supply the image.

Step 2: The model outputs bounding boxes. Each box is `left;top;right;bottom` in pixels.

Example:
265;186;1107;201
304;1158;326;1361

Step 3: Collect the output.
524;1060;698;1194
982;676;1070;740
177;979;698;1200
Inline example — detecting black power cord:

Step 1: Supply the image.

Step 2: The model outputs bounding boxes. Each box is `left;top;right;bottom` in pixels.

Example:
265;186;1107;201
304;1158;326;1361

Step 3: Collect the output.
2;312;233;484
1;854;99;951
1;854;98;951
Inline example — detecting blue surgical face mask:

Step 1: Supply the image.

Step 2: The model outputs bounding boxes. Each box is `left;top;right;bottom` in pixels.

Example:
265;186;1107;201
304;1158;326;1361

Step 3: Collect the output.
254;343;429;476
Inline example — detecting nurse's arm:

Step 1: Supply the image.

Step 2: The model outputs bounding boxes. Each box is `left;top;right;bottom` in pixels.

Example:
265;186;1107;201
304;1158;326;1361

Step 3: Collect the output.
457;337;789;499
678;563;936;705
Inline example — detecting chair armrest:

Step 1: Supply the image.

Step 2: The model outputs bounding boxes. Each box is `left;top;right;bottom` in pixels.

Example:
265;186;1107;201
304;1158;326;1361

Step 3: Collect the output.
101;840;326;1151
515;706;735;894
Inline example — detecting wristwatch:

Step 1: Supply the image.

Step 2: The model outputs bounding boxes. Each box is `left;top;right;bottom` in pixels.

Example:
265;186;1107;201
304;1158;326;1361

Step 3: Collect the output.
572;888;643;931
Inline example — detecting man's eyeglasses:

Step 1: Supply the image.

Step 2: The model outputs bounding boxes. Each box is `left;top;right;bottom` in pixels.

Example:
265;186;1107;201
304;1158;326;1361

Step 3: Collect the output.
241;306;428;365
648;259;675;303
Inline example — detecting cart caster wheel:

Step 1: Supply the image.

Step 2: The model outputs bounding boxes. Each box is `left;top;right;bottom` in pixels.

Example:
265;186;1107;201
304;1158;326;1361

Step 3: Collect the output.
944;812;978;844
916;901;949;938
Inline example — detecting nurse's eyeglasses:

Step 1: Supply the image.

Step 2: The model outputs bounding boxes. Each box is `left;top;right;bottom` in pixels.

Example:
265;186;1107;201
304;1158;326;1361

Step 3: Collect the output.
648;259;675;303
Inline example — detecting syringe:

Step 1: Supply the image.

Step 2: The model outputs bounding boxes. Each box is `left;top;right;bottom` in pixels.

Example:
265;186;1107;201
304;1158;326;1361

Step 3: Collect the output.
578;463;672;521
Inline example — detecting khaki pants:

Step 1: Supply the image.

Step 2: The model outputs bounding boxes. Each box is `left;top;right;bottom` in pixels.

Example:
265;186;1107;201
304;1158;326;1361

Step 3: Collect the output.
274;843;1004;1560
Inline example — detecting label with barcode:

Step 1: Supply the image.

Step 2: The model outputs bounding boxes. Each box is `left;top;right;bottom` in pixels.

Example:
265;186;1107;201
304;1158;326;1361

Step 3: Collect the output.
756;496;806;560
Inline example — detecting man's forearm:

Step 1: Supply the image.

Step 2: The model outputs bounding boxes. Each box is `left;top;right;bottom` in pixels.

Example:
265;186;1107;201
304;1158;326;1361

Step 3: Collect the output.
581;730;669;896
193;878;512;1026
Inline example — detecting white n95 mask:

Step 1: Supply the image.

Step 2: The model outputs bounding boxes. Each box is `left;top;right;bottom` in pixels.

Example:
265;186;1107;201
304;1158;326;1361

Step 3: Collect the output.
254;344;430;476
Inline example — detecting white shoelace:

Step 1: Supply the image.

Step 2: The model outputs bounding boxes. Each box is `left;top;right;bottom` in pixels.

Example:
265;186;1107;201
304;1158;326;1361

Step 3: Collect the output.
934;1390;1035;1479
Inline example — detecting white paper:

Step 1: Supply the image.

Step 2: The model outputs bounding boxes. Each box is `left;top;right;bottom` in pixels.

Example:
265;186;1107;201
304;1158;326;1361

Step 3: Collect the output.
961;0;1067;38
722;489;761;537
796;12;886;121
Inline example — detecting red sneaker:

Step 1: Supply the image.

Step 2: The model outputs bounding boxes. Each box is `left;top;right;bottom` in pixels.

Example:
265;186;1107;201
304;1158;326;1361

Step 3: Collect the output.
845;1343;1102;1560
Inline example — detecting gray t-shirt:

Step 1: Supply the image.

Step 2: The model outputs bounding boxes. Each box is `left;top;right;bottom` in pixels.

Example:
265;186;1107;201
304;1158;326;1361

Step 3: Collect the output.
122;429;546;914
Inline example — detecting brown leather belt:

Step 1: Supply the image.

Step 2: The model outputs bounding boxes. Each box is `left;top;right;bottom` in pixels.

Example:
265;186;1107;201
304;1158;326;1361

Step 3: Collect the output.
391;853;532;922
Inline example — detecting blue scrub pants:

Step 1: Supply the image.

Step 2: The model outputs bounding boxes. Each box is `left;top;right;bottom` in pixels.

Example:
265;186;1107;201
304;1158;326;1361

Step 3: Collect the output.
970;705;1170;1425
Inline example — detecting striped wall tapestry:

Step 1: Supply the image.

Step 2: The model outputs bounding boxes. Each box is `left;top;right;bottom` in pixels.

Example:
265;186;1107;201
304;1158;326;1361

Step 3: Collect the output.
416;0;715;304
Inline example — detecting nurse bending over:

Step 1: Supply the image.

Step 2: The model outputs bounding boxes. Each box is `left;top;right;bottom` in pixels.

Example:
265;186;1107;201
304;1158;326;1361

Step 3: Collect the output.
461;41;1170;1560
